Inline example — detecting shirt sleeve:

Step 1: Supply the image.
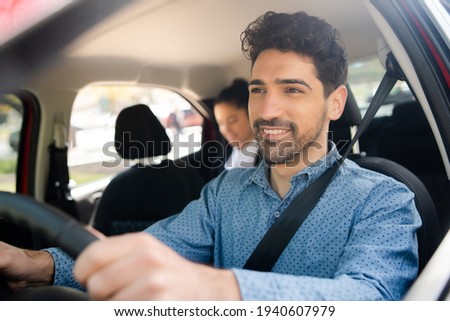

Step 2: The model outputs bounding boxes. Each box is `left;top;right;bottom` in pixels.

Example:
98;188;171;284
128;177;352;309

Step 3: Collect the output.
232;181;421;300
44;247;84;290
145;174;221;263
43;173;222;289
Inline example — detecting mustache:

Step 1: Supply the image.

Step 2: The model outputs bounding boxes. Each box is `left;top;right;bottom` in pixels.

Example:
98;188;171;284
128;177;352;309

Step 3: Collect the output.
253;118;297;131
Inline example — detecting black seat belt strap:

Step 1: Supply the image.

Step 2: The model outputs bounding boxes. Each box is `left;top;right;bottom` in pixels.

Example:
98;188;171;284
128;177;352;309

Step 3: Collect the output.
342;71;399;159
243;64;399;272
243;159;342;272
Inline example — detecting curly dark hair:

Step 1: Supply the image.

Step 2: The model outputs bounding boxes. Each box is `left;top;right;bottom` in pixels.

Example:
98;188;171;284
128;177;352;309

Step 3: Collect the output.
241;11;347;97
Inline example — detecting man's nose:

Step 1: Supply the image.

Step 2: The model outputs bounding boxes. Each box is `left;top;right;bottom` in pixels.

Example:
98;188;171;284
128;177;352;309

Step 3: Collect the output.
258;91;282;121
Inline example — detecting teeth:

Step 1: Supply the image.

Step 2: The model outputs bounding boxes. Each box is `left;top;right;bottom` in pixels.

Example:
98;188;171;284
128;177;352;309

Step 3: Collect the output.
263;129;288;135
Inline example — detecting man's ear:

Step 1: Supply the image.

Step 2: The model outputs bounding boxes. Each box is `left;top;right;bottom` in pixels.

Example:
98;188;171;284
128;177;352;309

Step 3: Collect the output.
328;85;347;121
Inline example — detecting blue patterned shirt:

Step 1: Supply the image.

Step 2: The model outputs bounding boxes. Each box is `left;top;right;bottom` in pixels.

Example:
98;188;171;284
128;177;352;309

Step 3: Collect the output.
47;144;421;300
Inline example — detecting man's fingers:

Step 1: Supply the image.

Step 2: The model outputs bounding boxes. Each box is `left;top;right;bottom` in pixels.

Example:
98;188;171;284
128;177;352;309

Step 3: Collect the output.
83;245;170;300
74;233;159;285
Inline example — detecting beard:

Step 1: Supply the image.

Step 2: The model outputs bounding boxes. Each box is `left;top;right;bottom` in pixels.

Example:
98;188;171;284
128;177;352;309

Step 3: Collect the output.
253;112;327;166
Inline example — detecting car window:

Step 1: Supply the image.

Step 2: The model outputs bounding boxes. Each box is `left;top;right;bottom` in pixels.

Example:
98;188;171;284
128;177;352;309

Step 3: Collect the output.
348;56;415;117
0;94;23;192
68;84;204;187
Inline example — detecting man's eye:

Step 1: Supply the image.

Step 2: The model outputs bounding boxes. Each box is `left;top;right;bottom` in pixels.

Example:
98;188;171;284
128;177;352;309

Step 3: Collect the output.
286;88;302;93
250;87;265;94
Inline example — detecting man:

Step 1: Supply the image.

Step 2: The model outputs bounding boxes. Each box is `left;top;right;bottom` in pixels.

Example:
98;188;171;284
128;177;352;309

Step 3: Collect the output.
0;11;420;300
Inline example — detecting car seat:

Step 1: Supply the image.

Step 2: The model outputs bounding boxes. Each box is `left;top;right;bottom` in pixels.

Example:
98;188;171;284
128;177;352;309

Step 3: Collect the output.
91;104;205;236
376;100;450;231
329;84;362;154
330;87;443;272
377;100;444;176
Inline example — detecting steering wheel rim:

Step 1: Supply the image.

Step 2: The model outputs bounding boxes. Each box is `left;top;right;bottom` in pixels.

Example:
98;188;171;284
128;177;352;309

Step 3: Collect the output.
0;191;98;300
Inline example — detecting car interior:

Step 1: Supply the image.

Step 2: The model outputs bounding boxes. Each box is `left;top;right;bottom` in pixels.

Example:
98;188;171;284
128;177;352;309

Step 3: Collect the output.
0;0;449;301
91;104;205;236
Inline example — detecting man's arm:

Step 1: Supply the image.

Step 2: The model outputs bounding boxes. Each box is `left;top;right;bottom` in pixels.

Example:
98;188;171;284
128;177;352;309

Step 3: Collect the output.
73;172;235;300
0;242;54;291
73;184;419;301
74;233;241;300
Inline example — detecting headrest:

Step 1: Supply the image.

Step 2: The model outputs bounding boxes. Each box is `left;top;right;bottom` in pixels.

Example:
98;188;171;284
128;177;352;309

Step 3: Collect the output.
392;100;428;133
330;84;362;130
115;104;171;160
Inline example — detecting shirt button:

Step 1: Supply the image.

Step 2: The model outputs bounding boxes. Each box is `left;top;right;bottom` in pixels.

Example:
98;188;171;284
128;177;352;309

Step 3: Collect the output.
274;211;281;218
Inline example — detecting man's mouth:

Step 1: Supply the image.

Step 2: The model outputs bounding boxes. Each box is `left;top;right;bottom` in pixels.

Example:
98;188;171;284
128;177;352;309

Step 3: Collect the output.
260;127;292;140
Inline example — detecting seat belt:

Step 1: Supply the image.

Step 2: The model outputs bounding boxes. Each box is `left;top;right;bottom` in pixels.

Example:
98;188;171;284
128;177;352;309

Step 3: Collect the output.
244;63;399;272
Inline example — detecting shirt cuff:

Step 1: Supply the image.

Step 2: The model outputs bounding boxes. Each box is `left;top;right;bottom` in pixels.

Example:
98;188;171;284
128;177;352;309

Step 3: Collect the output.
232;268;283;300
44;247;85;291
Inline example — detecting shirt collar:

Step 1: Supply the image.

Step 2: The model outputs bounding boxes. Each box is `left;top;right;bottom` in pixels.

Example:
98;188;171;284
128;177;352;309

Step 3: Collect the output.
247;140;341;188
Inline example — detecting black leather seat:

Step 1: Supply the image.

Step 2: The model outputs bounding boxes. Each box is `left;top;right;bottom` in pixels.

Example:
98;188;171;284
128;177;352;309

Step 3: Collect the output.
378;100;445;176
376;101;450;231
92;104;205;236
330;87;443;271
329;84;361;154
352;156;442;271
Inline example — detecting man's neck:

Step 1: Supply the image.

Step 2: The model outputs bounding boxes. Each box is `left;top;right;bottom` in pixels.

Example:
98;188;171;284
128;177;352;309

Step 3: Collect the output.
269;141;329;198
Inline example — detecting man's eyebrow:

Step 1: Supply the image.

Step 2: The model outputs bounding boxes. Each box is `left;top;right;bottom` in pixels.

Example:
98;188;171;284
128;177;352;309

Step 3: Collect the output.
248;79;264;86
276;78;312;90
248;78;312;90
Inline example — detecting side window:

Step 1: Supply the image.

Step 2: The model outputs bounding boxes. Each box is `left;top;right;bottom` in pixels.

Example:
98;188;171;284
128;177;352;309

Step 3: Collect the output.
348;56;415;117
0;94;23;192
68;84;204;187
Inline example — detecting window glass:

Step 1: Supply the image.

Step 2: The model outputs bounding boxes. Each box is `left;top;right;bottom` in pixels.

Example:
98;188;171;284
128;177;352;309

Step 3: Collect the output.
68;84;204;187
0;94;23;192
348;56;414;117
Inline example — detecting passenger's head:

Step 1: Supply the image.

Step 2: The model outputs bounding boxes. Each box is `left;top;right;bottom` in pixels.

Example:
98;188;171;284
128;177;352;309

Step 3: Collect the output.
241;11;347;97
214;79;254;148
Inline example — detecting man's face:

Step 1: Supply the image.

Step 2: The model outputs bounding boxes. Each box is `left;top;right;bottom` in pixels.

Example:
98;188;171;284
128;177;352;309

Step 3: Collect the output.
248;49;333;166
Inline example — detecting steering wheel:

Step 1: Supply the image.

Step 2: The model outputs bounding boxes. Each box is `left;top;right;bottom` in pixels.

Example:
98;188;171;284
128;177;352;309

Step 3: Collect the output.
0;191;98;300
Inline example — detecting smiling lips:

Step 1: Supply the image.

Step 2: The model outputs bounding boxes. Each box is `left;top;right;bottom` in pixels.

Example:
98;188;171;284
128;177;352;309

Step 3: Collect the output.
260;126;292;140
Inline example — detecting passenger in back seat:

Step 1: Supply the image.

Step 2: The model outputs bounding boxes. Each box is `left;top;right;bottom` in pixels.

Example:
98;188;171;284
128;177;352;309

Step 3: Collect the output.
214;79;260;170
